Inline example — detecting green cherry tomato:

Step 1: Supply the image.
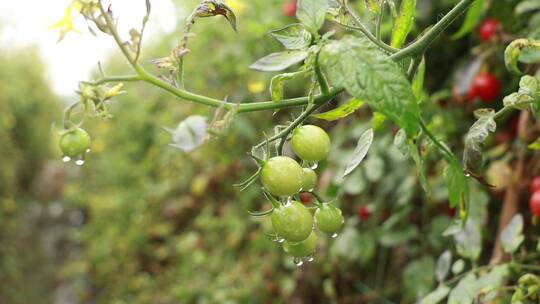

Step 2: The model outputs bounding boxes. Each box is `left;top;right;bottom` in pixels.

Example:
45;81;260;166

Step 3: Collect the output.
271;201;313;242
291;125;331;162
261;156;303;197
283;231;317;257
315;203;344;234
59;128;91;157
301;168;317;191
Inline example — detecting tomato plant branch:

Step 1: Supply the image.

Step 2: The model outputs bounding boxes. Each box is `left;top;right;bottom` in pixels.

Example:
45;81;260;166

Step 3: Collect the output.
419;120;459;165
390;0;476;61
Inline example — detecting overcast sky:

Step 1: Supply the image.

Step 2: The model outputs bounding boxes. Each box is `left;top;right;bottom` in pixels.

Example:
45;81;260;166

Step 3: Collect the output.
0;0;179;98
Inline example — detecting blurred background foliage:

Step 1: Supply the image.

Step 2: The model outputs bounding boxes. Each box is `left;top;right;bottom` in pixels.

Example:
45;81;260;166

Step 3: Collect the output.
1;0;539;303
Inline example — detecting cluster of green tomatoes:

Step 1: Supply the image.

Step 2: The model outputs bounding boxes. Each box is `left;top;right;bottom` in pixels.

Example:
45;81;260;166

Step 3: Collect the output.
257;125;344;266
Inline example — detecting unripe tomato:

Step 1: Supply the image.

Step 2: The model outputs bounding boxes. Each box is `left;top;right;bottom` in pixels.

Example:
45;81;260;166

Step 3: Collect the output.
530;191;540;218
301;168;317;191
283;231;317;257
261;156;303;197
479;19;501;42
59;128;91;157
283;1;296;17
315;203;344;234
357;205;372;221
468;73;501;103
291;125;331;162
271;201;313;242
531;177;540;194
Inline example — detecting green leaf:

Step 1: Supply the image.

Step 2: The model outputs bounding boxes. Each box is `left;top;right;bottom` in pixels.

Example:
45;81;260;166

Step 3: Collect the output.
452;0;485;39
515;0;540;15
390;0;417;48
364;0;382;15
269;71;305;101
474;265;509;296
403;256;435;301
454;219;482;260
505;39;540;74
312;98;365;121
320;35;421;136
463;109;496;173
529;136;540;150
444;162;468;211
380;225;418;246
501;214;524;254
435;250;452;283
452;259;465;274
343;128;374;177
408;139;429;193
393;129;408;156
447;273;477;304
270;23;312;50
412;58;426;103
250;51;308;72
296;0;329;33
419;285;451;304
371;112;386;130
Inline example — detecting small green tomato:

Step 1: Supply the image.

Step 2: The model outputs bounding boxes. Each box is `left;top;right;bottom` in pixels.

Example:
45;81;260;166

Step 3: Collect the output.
301;168;317;191
59;128;91;157
271;201;313;242
283;231;318;257
291;125;331;162
261;156;303;197
315;203;344;234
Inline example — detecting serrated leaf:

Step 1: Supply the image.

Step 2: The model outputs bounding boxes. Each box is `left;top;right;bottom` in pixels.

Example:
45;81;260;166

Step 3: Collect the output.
343;128;374;177
270;23;312;50
250;51;308;72
390;0;416;48
166;115;208;152
454;219;482;260
419;285;451;304
296;0;329;32
312;98;365;121
452;0;485;39
269;71;305;101
320;35;421;136
436;251;452;283
501;214;524;254
463;109;496;173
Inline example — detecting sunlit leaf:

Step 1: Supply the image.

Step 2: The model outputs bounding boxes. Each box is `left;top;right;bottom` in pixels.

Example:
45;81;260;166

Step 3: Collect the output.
454;219;481;260
250;51;308;72
343;128;374;177
269;71;305;101
313;98;365;121
296;0;329;32
390;0;416;48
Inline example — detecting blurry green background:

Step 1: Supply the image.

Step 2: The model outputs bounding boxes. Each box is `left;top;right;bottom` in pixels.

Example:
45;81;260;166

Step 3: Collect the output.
0;0;536;303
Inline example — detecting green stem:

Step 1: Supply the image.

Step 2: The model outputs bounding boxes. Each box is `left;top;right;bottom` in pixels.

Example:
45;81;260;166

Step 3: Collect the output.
419;120;458;165
376;3;385;40
390;0;476;61
407;56;422;80
275;103;323;153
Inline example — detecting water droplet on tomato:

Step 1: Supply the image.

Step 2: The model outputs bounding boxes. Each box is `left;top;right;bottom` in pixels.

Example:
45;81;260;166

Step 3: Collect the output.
86;148;91;153
75;159;85;166
330;233;338;238
293;257;304;266
306;255;314;262
62;156;71;163
310;162;318;170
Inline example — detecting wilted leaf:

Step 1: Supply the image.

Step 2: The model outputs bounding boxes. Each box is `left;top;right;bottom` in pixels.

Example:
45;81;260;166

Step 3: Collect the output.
165;115;208;152
505;39;540;74
270;23;312;50
390;0;416;48
269;71;305;101
452;0;485;39
320;35;421;136
296;0;329;32
343;128;374;177
463;109;496;173
193;0;238;31
250;51;308;72
501;214;524;254
313;98;365;121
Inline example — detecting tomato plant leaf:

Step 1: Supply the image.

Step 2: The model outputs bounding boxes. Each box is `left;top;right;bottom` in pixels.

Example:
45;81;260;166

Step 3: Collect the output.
313;98;365;121
390;0;416;48
296;0;329;33
250;51;308;72
451;0;485;40
435;250;452;283
462;109;496;173
343;128;374;177
500;214;524;254
412;58;426;103
516;0;540;15
269;71;305;101
454;219;482;261
270;23;312;50
505;39;540;74
408;139;429;193
320;35;421;136
419;285;450;304
444;161;468;210
165;115;208;152
447;273;477;304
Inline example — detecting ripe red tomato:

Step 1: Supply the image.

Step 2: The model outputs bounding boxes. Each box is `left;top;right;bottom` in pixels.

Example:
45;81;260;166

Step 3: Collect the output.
531;177;540;194
283;1;296;17
529;191;540;218
467;73;501;103
479;19;501;42
357;205;372;221
299;192;312;204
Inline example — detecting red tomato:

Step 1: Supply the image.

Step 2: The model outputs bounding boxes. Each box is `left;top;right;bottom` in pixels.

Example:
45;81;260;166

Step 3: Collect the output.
467;73;501;103
299;192;312;204
357;205;372;221
479;19;501;42
283;1;296;17
531;177;540;194
530;191;540;218
447;207;456;218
